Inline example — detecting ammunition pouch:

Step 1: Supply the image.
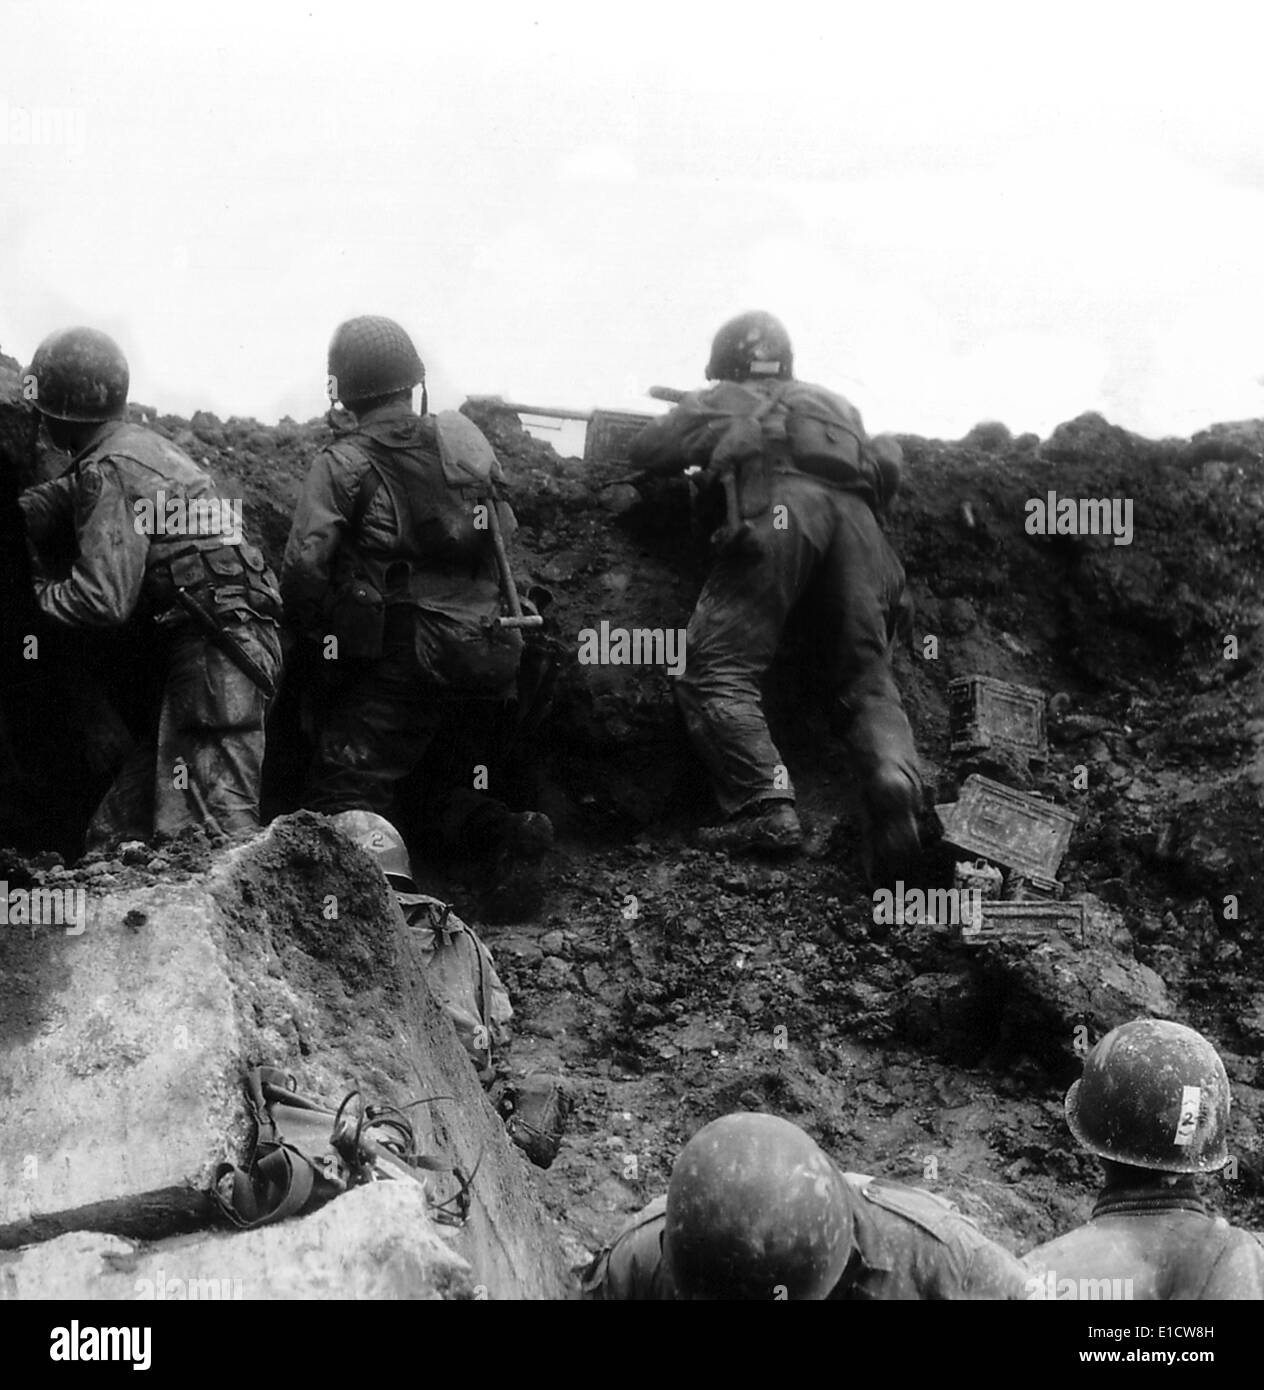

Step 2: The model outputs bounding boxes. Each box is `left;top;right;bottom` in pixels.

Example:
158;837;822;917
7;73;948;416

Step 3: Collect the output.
784;406;863;477
323;576;386;662
148;540;281;624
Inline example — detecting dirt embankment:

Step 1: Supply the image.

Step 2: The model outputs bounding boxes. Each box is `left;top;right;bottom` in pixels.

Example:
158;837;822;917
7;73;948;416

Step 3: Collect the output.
2;387;1262;1277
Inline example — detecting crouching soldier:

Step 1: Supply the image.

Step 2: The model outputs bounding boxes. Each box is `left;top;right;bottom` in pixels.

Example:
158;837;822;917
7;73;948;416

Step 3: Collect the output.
19;327;282;850
629;311;921;887
281;316;551;875
582;1112;1027;1299
1022;1019;1264;1300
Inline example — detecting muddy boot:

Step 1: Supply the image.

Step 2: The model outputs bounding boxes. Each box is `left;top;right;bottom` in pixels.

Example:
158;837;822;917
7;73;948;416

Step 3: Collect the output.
861;766;922;891
696;801;803;855
501;1071;571;1168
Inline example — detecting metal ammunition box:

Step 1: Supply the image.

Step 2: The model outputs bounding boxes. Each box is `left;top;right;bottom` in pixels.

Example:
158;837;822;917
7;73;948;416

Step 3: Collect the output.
959;899;1086;945
583;409;657;468
949;676;1048;763
935;775;1077;885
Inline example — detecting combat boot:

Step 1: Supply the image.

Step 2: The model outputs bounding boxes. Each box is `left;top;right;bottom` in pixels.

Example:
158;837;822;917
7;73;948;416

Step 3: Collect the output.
697;801;803;855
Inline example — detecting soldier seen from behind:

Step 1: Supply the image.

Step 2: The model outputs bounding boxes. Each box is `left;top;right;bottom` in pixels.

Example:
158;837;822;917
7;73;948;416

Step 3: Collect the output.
583;1111;1028;1300
281;316;552;907
19;327;282;850
1022;1019;1264;1299
629;311;922;888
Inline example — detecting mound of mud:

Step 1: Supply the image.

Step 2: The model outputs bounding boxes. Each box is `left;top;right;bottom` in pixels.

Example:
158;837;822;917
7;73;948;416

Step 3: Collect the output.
3;383;1262;1278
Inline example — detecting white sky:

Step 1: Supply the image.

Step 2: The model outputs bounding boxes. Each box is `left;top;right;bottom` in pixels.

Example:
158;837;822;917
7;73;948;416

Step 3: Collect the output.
4;0;1264;438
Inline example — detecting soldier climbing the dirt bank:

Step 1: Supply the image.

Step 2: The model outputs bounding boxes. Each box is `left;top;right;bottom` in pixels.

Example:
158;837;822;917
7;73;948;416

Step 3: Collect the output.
629;312;922;887
18;326;282;850
281;317;553;889
1022;1019;1264;1299
582;1112;1027;1299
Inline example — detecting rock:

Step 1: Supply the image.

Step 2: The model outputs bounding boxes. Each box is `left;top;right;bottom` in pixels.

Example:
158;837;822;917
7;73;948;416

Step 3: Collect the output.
1041;411;1141;463
974;899;1173;1072
961;421;1012;453
598;485;641;515
189;411;227;448
1237;996;1264;1048
0;815;569;1298
0;1182;475;1299
0;882;248;1247
941;598;978;635
538;956;572;990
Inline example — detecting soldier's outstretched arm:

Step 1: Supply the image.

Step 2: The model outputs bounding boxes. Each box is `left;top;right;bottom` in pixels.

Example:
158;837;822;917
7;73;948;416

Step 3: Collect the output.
629;396;723;476
31;464;148;628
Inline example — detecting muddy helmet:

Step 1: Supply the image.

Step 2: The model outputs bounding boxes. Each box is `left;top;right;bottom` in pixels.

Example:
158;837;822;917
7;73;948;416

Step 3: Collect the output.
327;316;425;406
1065;1019;1231;1173
328;810;416;888
705;311;794;383
26;327;129;422
663;1113;853;1299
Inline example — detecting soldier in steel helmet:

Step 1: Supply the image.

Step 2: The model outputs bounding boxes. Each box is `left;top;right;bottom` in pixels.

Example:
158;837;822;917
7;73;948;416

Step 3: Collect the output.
1022;1019;1264;1300
582;1112;1027;1300
18;326;282;850
281;317;552;889
628;312;922;887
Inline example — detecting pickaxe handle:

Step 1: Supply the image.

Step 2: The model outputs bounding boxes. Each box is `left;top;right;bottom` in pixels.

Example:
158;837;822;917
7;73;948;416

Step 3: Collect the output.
486;500;543;629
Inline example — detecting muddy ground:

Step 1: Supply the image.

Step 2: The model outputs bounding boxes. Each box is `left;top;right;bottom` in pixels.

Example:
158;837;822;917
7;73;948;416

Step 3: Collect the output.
4;385;1264;1288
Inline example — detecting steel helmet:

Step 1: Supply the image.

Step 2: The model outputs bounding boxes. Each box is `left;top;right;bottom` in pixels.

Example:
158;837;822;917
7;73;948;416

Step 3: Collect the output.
705;311;794;383
663;1113;853;1299
1065;1019;1231;1173
26;327;129;422
327;316;425;406
328;810;416;888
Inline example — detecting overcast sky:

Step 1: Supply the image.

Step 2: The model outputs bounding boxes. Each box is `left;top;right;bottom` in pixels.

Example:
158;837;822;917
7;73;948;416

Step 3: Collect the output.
4;1;1264;439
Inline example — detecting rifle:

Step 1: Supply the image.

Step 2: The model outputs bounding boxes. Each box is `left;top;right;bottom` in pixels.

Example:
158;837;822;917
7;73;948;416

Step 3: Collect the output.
173;587;278;697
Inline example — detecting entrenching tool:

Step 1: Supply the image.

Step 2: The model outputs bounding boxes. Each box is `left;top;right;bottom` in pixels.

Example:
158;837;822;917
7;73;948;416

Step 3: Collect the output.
435;409;542;632
173;586;277;697
485;500;541;631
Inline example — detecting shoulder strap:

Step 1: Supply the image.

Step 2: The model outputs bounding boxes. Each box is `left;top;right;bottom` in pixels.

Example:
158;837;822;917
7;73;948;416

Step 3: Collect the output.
326;438;386;533
858;1179;970;1243
211;1067;334;1230
211;1067;477;1230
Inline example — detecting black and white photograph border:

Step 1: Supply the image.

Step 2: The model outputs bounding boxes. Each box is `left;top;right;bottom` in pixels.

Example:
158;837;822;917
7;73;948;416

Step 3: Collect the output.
0;0;1262;1347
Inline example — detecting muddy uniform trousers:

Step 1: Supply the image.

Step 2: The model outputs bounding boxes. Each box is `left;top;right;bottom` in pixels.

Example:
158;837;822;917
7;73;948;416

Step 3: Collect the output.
674;471;920;820
87;615;282;851
304;605;522;819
